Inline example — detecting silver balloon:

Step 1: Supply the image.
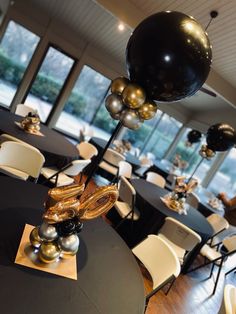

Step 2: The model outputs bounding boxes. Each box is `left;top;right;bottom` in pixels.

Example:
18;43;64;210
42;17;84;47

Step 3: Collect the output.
105;94;124;114
38;221;58;242
110;112;121;120
121;109;142;130
58;234;80;258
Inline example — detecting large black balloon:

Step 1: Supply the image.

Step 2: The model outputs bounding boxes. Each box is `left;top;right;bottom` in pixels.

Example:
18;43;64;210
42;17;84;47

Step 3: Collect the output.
126;11;212;102
206;123;236;152
187;130;202;144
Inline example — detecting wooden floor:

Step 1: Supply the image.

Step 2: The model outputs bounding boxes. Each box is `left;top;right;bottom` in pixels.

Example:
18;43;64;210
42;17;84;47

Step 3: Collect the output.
76;175;236;314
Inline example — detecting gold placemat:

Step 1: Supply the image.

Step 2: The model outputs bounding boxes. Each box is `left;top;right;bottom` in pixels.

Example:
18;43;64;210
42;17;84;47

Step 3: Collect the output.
15;224;77;280
15;122;45;137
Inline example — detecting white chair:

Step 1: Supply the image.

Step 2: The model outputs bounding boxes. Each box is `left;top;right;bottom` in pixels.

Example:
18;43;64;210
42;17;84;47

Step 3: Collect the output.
0;133;32;146
41;159;91;186
15;104;37;117
132;234;181;307
190;235;236;295
99;148;125;177
114;175;140;228
76;141;98;160
158;217;202;265
186;192;200;209
118;161;132;179
207;213;230;246
219;284;236;314
0;141;45;182
146;171;166;188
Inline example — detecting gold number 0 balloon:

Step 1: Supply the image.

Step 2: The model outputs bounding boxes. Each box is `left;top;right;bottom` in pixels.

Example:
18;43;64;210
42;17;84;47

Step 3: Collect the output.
79;186;119;220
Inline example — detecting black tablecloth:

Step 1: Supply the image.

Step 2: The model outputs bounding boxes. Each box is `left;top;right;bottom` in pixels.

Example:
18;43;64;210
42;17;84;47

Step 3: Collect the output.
144;161;171;179
195;187;225;217
0;177;145;314
129;179;214;272
0;110;79;167
89;137;140;169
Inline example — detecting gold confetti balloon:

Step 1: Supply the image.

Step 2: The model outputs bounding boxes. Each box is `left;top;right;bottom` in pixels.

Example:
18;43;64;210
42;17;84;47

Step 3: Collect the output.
29;227;42;248
122;84;146;109
111;77;129;95
138;100;158;120
38;242;61;263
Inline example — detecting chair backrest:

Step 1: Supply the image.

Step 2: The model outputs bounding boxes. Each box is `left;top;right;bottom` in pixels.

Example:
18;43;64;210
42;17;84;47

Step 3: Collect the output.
63;159;91;176
118;161;132;179
118;175;136;208
0;134;32;146
207;213;229;235
76;142;98;160
146;171;166;188
222;235;236;253
0;141;45;178
222;284;236;314
132;234;181;290
103;148;125;167
15;104;36;117
159;217;202;251
186;192;200;209
139;155;153;167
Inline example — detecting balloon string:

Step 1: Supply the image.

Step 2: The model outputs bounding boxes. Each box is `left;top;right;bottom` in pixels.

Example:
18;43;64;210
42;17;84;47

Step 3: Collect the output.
187;157;204;184
205;18;213;31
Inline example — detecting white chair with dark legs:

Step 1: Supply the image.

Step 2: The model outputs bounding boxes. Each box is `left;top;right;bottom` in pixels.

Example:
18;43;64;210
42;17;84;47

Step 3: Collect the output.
132;234;181;309
0;141;45;182
0;133;32;146
41;159;91;186
158;217;202;266
118;161;132;180
219;284;236;314
146;171;166;188
76;142;98;160
186;192;200;209
98;148;125;178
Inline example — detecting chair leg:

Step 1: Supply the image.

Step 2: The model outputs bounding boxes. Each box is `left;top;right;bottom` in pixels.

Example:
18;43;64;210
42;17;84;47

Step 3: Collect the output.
209;262;215;279
165;277;176;295
225;266;236;276
212;257;224;295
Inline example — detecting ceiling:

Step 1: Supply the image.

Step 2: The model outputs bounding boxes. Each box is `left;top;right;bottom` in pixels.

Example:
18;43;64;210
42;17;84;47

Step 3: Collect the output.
3;0;236;130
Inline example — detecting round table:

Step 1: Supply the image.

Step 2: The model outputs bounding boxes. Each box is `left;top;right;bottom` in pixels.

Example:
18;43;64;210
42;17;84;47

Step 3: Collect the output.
130;179;214;272
0;110;79;167
0;177;145;314
89;137;140;170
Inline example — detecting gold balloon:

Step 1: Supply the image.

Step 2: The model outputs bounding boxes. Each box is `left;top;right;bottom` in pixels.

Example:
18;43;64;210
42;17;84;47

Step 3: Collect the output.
138;100;158;120
111;77;129;95
29;227;42;248
122;84;146;109
38;242;61;263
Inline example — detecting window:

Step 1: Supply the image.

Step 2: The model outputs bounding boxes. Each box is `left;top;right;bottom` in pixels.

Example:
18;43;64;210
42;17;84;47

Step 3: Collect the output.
208;149;236;198
55;65;112;139
0;21;40;107
24;46;75;122
143;114;182;160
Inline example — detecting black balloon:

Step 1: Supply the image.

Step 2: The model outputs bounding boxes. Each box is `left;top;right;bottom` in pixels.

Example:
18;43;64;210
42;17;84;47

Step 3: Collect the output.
56;219;76;237
187;130;202;144
206;123;236;152
126;11;212;102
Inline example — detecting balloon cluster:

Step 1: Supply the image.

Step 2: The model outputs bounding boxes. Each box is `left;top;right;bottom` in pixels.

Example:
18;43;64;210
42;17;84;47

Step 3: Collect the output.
30;217;83;263
199;123;236;160
29;183;118;263
186;130;202;147
105;77;158;130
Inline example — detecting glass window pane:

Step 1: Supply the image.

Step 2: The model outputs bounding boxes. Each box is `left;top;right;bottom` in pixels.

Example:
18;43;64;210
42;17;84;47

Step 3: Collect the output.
143;114;182;160
123;111;163;150
208;150;236;198
24;46;74;122
0;21;40;107
55;65;111;139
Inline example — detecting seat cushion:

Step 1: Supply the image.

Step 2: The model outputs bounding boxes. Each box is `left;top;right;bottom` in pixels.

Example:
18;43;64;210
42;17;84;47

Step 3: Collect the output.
99;161;118;176
158;233;185;264
200;244;222;261
114;201;140;220
0;165;29;181
41;167;74;186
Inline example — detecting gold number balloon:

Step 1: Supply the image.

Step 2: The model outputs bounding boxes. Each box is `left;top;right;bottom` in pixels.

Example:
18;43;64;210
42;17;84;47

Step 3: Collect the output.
122;84;146;109
111;77;129;95
138;100;158;120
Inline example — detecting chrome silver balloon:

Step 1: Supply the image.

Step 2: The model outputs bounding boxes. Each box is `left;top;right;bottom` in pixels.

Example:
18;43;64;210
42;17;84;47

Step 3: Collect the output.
58;234;80;254
38;221;58;242
121;109;142;130
105;93;124;114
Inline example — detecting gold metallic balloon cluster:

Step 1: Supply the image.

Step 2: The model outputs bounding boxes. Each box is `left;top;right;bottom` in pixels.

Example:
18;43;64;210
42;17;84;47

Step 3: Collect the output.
105;77;158;130
199;144;216;160
29;183;118;263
